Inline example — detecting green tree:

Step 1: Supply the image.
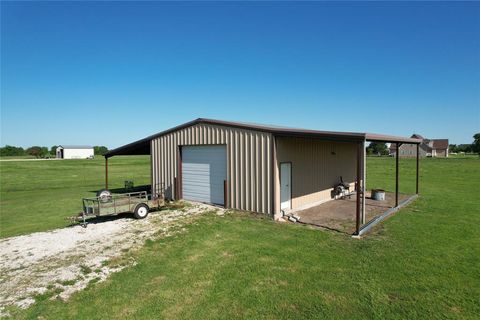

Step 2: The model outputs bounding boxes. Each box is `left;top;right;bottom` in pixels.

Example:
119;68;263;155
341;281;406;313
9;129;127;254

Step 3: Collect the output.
40;147;49;158
366;142;388;156
50;145;59;155
0;145;26;157
26;146;43;158
457;144;472;153
25;146;49;158
93;146;108;155
472;133;480;154
449;144;457;153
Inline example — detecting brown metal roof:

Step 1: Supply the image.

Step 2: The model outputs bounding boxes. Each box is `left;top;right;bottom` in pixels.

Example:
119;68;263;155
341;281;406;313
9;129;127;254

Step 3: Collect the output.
432;139;449;149
105;118;421;158
410;133;424;139
363;133;421;144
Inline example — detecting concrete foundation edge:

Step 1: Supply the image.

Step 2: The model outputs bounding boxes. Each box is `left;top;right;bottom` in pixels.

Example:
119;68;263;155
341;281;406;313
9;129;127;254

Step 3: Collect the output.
353;194;419;238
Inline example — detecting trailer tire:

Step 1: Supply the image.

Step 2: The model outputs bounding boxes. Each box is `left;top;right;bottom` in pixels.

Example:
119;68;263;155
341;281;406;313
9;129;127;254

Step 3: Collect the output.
133;204;149;219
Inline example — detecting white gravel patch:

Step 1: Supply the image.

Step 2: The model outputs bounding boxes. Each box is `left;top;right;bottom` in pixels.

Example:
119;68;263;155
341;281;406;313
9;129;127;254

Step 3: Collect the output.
0;202;221;316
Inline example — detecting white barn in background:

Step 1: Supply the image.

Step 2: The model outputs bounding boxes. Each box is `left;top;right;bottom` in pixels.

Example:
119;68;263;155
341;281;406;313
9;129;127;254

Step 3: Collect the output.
56;145;94;159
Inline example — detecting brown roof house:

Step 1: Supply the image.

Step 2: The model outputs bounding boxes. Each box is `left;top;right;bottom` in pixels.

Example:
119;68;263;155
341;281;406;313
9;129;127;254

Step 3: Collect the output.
390;134;449;157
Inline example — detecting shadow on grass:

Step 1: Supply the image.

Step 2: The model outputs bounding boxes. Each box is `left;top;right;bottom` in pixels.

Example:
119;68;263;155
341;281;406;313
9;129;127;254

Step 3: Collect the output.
295;220;350;235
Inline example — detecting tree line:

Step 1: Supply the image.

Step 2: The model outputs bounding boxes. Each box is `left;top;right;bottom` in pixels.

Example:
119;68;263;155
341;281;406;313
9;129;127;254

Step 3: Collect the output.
448;133;480;154
2;134;479;158
0;146;109;158
367;133;480;156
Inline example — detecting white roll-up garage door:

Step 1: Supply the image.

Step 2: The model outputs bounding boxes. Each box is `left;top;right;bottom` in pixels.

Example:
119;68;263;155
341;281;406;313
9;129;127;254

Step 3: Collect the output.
182;145;227;205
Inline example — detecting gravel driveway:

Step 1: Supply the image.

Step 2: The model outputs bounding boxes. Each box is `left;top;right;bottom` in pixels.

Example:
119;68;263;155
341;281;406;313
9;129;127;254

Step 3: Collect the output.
0;202;221;316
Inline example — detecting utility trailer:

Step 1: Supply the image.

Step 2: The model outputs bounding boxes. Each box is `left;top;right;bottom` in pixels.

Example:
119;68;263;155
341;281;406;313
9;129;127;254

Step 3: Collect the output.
76;189;164;226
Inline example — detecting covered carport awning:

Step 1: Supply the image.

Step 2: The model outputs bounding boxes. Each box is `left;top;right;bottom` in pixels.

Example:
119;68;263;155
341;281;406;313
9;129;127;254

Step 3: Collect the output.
353;134;421;236
273;131;421;236
103;137;151;190
104;138;151;158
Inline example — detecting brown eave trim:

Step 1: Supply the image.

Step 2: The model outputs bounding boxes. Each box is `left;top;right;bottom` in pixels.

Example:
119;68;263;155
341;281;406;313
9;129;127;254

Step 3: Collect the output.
105;118;420;158
365;133;422;144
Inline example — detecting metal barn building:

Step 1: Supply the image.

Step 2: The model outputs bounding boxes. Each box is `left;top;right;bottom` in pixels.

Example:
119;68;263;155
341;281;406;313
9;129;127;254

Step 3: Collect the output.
56;145;94;159
105;119;420;234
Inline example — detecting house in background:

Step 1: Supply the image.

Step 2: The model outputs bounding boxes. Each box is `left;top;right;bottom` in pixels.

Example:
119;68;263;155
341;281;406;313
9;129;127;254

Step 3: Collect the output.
390;134;449;158
56;145;94;159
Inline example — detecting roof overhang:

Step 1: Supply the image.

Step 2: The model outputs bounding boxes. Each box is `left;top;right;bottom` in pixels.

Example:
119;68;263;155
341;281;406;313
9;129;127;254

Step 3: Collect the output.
104;138;150;158
104;118;421;158
58;145;94;149
364;133;421;144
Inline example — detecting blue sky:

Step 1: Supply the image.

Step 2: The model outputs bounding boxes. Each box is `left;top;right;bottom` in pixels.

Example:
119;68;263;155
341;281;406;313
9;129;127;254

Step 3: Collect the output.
1;1;479;148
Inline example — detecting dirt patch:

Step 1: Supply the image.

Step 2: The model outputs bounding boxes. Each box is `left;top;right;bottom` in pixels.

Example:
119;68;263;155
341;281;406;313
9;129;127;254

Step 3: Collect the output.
0;202;222;316
295;191;411;234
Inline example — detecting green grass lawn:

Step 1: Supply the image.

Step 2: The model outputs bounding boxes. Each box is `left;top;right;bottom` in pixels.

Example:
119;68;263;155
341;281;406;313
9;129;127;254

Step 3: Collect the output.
0;155;37;160
2;156;480;318
0;156;150;238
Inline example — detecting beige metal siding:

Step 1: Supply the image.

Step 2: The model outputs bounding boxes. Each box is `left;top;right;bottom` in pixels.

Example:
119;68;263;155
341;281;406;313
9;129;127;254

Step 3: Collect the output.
435;149;447;157
398;144;418;157
151;123;273;214
275;137;357;213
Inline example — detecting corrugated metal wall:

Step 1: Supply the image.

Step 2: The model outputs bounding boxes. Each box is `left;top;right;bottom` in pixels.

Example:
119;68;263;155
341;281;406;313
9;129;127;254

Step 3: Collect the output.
151;123;273;214
275;137;357;211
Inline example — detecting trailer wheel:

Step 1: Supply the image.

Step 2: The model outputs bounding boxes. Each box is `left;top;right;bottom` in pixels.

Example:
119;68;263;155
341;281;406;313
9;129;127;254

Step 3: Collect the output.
133;204;149;219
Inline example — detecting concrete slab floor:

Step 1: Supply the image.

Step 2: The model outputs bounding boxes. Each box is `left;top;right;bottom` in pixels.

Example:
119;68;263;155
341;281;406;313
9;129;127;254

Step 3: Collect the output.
294;191;411;234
